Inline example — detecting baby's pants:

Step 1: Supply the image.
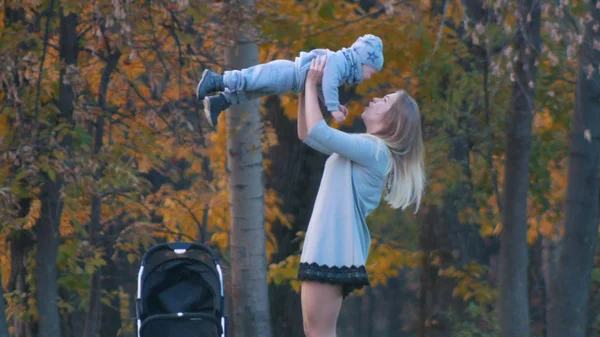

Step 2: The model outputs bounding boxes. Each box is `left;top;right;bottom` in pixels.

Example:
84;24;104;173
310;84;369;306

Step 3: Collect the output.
223;60;300;105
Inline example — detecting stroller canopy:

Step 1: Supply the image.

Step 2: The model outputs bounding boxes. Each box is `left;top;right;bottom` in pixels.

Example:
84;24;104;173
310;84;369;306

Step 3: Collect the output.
139;245;223;320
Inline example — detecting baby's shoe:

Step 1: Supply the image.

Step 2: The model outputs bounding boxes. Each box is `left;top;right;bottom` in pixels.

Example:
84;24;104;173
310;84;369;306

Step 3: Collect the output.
196;69;225;100
203;93;231;128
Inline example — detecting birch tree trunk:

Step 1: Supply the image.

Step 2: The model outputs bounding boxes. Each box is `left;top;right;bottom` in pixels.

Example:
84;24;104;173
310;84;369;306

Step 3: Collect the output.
224;0;272;336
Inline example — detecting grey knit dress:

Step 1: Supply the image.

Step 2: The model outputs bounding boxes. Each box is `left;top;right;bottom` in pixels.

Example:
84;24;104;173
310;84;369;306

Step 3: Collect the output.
298;120;391;297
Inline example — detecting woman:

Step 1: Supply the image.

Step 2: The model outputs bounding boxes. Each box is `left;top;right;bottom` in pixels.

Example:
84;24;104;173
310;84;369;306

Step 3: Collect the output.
296;55;425;337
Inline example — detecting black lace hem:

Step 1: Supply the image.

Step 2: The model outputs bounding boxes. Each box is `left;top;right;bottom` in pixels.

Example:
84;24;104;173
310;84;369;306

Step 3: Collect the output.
297;262;369;297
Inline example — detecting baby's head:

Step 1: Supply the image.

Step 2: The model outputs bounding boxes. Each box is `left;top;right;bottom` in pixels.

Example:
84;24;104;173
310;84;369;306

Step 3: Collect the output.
351;34;384;80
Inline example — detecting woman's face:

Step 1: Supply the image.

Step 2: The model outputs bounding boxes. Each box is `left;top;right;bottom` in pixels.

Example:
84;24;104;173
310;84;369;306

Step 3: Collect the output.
362;92;399;134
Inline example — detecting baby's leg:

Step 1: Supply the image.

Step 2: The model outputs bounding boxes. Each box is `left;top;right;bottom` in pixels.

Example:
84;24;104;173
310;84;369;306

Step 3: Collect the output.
223;60;297;104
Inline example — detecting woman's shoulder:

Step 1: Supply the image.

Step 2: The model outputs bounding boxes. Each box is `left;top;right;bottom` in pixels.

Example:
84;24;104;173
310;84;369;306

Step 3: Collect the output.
354;134;391;166
355;133;387;148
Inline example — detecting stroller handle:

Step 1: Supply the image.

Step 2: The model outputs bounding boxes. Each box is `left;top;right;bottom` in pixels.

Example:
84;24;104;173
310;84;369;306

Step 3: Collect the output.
141;242;218;264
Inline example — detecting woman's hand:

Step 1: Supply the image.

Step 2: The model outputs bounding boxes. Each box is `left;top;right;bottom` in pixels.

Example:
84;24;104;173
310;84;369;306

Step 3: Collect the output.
306;55;327;85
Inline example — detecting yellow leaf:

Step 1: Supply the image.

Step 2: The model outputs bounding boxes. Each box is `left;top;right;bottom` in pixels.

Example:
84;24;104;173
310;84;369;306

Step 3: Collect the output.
539;218;554;237
211;232;229;251
127;254;137;264
527;227;538;245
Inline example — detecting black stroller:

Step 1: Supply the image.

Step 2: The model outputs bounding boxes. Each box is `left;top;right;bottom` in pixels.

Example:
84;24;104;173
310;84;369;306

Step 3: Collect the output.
136;242;227;337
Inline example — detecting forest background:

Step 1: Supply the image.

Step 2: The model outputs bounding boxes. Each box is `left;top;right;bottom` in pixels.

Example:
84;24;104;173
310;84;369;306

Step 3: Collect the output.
1;0;599;337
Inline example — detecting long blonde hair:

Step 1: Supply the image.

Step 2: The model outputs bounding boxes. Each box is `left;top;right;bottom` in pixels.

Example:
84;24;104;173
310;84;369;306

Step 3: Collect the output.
370;90;425;212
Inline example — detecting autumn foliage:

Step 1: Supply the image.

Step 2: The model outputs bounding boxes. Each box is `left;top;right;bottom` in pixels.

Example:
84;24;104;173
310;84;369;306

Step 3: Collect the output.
0;0;595;336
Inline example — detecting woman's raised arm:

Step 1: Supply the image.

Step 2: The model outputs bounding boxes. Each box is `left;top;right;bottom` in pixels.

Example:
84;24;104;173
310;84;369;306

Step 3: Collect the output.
297;92;308;141
298;91;333;155
305;57;326;133
303;55;389;168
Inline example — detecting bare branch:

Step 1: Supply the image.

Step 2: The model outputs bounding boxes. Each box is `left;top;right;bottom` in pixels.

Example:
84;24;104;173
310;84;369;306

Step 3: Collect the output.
432;0;450;56
172;197;205;231
32;0;56;146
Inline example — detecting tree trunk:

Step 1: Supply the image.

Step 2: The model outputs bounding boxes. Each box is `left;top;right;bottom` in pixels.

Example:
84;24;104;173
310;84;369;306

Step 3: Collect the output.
82;45;120;337
35;178;65;337
35;10;78;337
99;218;125;337
7;224;35;337
4;5;37;337
542;227;561;335
547;2;600;336
497;0;541;336
0;268;9;337
528;239;546;336
386;276;411;337
417;211;433;337
224;1;272;336
82;172;103;337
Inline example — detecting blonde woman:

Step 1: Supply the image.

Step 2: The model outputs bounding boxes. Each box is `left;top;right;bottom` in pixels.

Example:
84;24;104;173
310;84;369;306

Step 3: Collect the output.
296;55;425;337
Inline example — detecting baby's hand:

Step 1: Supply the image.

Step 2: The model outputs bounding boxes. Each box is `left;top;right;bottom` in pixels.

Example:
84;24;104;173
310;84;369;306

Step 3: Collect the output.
338;104;348;117
331;105;348;122
331;110;346;123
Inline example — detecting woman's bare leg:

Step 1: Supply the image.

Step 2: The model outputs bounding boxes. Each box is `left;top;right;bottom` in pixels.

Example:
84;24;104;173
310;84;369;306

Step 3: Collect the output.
301;281;344;337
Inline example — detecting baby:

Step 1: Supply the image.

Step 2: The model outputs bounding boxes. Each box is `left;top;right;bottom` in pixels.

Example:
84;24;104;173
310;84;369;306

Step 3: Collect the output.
196;34;384;127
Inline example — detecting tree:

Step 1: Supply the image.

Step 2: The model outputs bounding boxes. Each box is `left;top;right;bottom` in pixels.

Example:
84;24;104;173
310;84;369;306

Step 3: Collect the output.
0;269;8;337
547;1;600;335
35;7;78;337
415;0;505;333
222;1;272;336
82;41;121;337
1;1;593;336
497;0;542;336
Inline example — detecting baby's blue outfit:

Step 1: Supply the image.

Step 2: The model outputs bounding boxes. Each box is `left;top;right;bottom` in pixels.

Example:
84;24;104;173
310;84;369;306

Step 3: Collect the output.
222;34;384;112
297;120;391;297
